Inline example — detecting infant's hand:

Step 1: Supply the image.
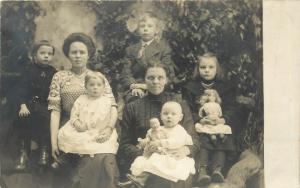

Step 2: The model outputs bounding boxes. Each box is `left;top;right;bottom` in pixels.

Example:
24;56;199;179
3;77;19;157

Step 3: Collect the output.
95;127;113;143
137;138;148;149
73;120;87;132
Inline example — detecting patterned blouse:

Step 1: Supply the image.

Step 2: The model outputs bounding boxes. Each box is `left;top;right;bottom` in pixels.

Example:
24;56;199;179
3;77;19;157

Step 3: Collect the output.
48;69;116;116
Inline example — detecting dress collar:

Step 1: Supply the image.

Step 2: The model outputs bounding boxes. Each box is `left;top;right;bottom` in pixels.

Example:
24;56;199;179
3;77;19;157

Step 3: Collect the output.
146;92;165;101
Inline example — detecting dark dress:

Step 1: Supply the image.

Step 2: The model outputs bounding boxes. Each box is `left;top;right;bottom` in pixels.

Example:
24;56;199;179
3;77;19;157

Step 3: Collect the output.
119;92;199;188
182;78;239;170
16;62;56;149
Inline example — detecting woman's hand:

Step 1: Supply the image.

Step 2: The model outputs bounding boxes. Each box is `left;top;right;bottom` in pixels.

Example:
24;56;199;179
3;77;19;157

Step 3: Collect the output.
131;88;146;98
19;104;30;117
167;146;190;160
95;127;113;143
51;142;60;159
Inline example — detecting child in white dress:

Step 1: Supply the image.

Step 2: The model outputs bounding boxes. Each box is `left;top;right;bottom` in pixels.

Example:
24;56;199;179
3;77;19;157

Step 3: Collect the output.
51;72;118;169
195;89;232;144
127;101;195;187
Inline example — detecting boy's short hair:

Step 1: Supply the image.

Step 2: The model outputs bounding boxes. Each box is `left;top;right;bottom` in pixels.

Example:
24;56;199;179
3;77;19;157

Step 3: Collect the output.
84;71;106;88
192;52;224;80
31;40;55;57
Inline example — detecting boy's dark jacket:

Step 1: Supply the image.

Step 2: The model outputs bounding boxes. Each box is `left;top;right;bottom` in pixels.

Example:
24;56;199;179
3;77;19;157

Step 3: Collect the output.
17;62;56;111
120;39;176;91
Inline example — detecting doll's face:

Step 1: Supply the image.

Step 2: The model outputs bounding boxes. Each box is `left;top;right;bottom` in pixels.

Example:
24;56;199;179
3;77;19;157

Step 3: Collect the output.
198;57;217;81
150;118;160;129
85;77;105;98
35;45;54;65
137;16;158;42
161;104;183;128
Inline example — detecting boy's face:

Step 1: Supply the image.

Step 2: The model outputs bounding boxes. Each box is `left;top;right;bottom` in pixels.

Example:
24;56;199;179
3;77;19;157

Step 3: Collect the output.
161;104;183;128
35;45;54;65
137;17;157;42
86;77;105;98
198;58;217;81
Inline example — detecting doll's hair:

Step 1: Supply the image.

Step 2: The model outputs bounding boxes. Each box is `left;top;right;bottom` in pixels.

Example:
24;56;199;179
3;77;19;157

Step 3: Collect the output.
84;71;106;88
192;52;224;80
199;89;222;106
31;40;55;58
149;118;160;128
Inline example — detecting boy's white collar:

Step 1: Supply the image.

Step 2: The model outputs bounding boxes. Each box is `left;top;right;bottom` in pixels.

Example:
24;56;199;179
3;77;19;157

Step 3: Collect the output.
141;38;155;47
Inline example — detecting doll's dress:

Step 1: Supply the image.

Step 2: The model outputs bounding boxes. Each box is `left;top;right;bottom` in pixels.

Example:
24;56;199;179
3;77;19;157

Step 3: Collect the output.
130;124;195;182
58;95;118;155
195;102;232;135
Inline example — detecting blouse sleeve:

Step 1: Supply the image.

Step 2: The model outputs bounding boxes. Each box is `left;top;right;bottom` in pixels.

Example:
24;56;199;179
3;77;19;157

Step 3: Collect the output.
100;72;117;107
48;72;61;112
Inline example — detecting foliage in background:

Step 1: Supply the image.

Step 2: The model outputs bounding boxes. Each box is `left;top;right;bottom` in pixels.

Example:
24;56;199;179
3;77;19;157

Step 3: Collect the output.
89;0;263;153
0;0;263;153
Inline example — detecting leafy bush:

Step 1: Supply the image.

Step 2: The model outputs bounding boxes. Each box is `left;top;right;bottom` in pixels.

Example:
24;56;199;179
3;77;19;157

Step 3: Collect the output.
89;0;263;152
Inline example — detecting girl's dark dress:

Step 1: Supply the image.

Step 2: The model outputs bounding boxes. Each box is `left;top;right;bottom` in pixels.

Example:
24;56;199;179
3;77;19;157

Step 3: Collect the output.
182;78;240;170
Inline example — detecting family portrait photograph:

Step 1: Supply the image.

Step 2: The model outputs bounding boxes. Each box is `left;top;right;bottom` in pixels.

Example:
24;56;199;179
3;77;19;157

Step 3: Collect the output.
2;0;295;188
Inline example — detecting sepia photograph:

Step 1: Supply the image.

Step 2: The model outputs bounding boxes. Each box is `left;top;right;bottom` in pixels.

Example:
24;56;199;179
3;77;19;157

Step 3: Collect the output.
0;1;265;188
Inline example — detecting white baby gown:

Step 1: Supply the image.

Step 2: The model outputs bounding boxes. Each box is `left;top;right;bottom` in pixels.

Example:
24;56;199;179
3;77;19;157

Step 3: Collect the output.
195;102;232;135
130;124;195;182
58;95;118;155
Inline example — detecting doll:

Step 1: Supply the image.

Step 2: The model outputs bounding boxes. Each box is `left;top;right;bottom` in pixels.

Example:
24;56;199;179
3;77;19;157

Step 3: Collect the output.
195;89;232;144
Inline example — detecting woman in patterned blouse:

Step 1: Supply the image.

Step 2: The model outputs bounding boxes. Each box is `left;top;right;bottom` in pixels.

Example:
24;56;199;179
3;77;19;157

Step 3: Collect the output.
48;33;119;188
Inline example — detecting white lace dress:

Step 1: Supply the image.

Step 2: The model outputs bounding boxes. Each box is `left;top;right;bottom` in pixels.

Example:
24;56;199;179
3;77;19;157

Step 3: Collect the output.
195;102;232;135
58;94;118;155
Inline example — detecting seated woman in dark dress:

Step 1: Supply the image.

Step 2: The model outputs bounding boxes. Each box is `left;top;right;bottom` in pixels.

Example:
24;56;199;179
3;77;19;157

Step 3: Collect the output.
119;62;200;188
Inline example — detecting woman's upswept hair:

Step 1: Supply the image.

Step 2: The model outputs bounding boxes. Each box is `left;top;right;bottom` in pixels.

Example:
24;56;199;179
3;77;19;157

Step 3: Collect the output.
198;89;222;106
192;52;224;80
84;71;106;88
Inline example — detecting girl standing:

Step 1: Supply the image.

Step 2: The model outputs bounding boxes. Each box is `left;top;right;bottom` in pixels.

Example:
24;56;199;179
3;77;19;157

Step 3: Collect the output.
182;53;238;186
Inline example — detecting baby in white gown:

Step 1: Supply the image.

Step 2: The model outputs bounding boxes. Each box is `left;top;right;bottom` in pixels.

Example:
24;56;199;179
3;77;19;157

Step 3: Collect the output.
127;101;195;187
51;72;118;169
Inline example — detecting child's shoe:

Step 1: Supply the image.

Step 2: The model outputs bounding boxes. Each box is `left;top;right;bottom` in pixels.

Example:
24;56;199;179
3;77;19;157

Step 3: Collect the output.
196;166;211;186
211;166;224;183
38;146;49;166
51;153;71;171
14;149;29;171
